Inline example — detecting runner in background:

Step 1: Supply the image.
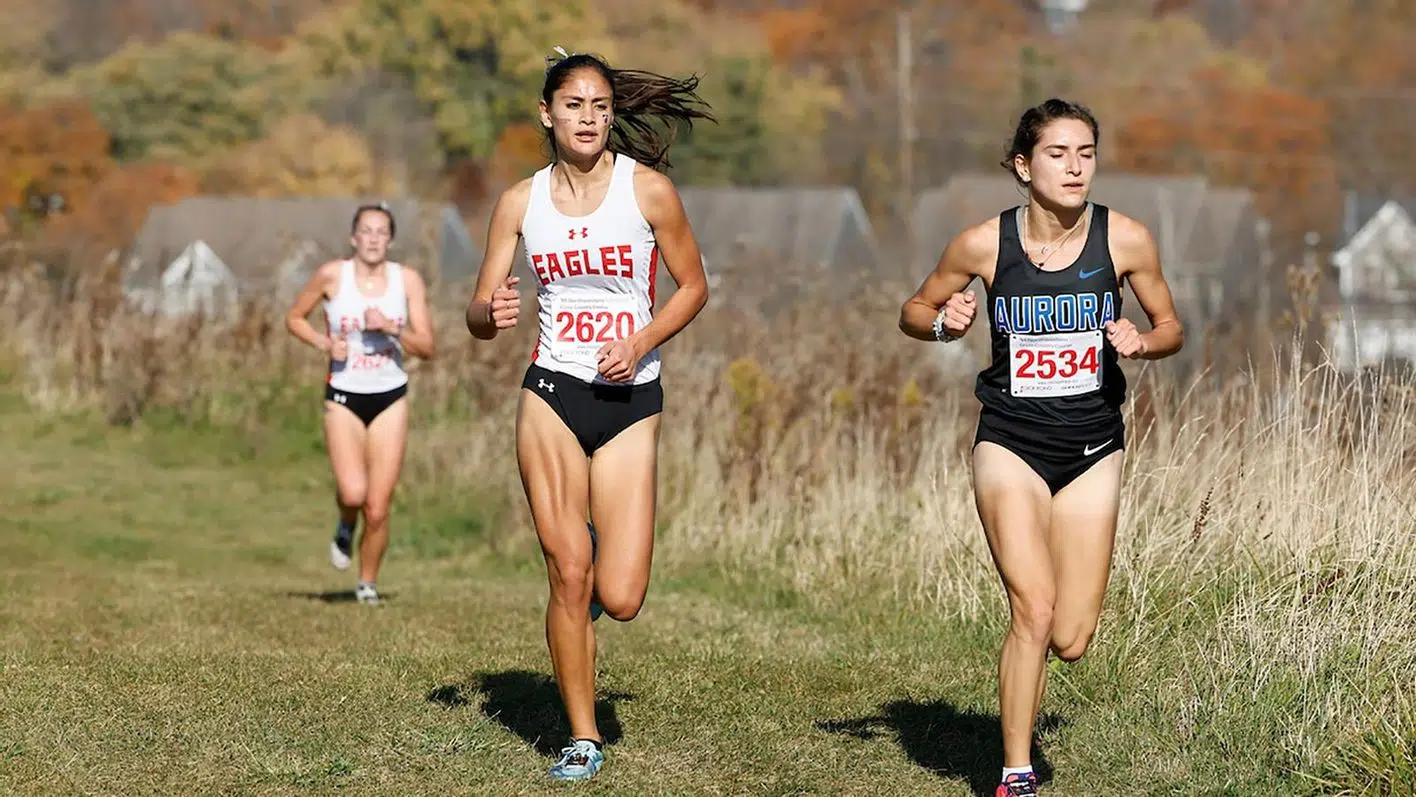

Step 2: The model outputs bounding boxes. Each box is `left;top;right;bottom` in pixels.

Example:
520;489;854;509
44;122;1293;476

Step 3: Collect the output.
285;202;436;606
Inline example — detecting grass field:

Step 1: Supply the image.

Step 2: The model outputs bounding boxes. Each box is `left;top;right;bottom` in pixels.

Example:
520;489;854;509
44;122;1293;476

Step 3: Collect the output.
1;265;1414;795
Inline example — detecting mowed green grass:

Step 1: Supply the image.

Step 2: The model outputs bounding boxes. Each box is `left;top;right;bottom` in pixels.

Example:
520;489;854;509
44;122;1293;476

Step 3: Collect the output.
0;392;1350;796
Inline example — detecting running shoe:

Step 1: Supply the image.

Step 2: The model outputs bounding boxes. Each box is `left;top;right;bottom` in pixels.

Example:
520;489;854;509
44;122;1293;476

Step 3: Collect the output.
355;581;380;606
588;521;603;622
330;519;355;571
996;772;1039;797
548;739;604;781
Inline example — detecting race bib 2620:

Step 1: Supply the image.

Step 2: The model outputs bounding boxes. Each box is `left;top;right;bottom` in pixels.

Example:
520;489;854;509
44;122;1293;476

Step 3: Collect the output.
550;293;638;362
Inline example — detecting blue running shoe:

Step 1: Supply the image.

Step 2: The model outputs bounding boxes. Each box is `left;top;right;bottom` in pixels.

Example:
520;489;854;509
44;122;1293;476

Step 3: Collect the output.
548;738;604;781
588;521;603;622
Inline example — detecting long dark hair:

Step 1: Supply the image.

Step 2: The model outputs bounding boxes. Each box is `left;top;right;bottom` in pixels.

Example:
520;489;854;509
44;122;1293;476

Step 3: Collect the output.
542;50;716;171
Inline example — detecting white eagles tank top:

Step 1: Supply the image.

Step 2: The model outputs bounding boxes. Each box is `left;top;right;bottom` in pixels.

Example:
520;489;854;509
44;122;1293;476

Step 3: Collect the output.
520;153;660;385
323;259;409;394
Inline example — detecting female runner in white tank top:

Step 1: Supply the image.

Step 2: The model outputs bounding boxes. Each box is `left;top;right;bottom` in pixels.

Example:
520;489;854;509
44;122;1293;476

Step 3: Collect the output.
465;50;712;782
285;203;436;606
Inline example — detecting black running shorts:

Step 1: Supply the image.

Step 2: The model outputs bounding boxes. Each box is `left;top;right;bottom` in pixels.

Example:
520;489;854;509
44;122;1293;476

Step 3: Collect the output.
326;383;408;426
973;407;1125;495
521;364;663;455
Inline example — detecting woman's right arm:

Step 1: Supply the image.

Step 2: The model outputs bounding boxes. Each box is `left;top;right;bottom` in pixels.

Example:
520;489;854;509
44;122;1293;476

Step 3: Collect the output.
466;180;532;340
898;222;997;341
285;262;338;352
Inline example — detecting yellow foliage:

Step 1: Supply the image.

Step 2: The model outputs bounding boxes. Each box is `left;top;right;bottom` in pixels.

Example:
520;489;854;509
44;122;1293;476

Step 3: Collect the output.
900;378;924;409
725;356;775;411
830;386;854;414
203;114;402;198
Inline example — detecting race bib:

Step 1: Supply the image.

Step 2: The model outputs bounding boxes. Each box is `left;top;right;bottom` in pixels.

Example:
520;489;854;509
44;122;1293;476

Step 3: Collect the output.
1009;330;1102;398
550;293;638;363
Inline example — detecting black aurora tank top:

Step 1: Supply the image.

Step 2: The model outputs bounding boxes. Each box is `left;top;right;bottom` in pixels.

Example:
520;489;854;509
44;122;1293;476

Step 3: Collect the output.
974;203;1127;428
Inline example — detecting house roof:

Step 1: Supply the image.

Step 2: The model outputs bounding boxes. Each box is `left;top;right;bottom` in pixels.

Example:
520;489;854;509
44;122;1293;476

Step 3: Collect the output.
1337;193;1416;250
124;196;480;292
676;186;883;270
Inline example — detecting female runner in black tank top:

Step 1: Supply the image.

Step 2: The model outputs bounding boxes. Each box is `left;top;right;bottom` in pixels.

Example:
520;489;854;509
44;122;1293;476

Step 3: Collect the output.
898;100;1184;797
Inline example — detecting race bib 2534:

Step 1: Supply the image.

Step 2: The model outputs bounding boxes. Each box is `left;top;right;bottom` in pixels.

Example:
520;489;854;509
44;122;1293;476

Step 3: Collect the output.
1008;330;1102;398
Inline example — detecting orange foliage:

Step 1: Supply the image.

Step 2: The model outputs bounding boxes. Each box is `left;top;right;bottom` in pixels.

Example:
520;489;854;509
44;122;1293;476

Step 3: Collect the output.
489;123;547;188
0;100;114;216
42;162;200;258
757;8;831;63
1116;66;1339;240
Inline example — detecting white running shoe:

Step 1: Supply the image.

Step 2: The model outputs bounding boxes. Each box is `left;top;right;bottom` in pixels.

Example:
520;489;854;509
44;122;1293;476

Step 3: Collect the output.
355;582;380;605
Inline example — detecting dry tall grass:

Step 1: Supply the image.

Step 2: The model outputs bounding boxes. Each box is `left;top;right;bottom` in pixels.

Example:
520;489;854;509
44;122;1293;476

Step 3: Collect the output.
2;251;1412;785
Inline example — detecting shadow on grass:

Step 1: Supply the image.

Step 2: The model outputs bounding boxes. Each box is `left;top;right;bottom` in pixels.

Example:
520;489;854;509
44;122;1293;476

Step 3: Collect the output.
816;700;1065;796
427;670;634;757
285;589;395;604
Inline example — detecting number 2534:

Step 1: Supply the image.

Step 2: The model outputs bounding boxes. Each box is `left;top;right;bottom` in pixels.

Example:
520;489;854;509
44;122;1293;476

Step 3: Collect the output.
1014;347;1099;379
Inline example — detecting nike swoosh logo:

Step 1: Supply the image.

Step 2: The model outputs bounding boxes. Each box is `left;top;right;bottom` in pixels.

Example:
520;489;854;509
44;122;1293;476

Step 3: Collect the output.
1084;439;1112;456
1079;267;1105;279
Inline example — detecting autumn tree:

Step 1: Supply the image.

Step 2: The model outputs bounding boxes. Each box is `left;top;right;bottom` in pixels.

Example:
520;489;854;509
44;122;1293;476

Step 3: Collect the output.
62;31;305;164
0;100;114;230
754;0;1032;219
41;162;200;263
201;114;405;199
291;0;616;164
38;0;345;69
1115;66;1340;244
314;70;445;197
1248;0;1416;194
592;0;840;186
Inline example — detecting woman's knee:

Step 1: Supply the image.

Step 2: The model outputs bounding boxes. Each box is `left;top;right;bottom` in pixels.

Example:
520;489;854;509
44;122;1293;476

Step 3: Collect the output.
1008;594;1056;644
337;481;367;510
362;497;390;528
596;583;647;622
545;550;594;603
1050;620;1098;662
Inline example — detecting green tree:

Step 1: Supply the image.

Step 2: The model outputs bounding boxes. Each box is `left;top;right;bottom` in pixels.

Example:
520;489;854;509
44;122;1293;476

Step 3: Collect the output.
592;0;839;184
292;0;614;164
62;31;304;164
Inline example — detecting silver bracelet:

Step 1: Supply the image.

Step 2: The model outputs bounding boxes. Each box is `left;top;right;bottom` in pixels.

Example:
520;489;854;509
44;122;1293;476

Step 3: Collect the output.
932;308;957;343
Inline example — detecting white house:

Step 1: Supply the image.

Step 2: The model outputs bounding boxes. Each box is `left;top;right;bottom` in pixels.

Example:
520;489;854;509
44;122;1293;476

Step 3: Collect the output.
1328;195;1416;371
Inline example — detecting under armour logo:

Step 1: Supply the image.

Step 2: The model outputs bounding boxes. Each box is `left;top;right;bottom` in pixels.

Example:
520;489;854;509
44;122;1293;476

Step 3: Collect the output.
332;393;348;404
568;227;589;239
537;379;555;393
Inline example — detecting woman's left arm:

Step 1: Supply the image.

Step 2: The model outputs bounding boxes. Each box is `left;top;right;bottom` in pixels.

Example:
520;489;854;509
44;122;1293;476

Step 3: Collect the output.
629;167;709;357
1111;214;1184;360
397;267;437;359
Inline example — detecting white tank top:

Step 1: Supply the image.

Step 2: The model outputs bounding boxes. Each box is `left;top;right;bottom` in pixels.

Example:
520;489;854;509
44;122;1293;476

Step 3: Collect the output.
323;259;409;394
521;153;660;385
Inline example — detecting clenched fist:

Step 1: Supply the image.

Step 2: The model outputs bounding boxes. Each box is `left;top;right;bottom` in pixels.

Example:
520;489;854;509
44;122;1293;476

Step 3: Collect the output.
364;306;397;334
489;276;521;329
937;291;978;339
328;337;349;362
1104;319;1147;359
